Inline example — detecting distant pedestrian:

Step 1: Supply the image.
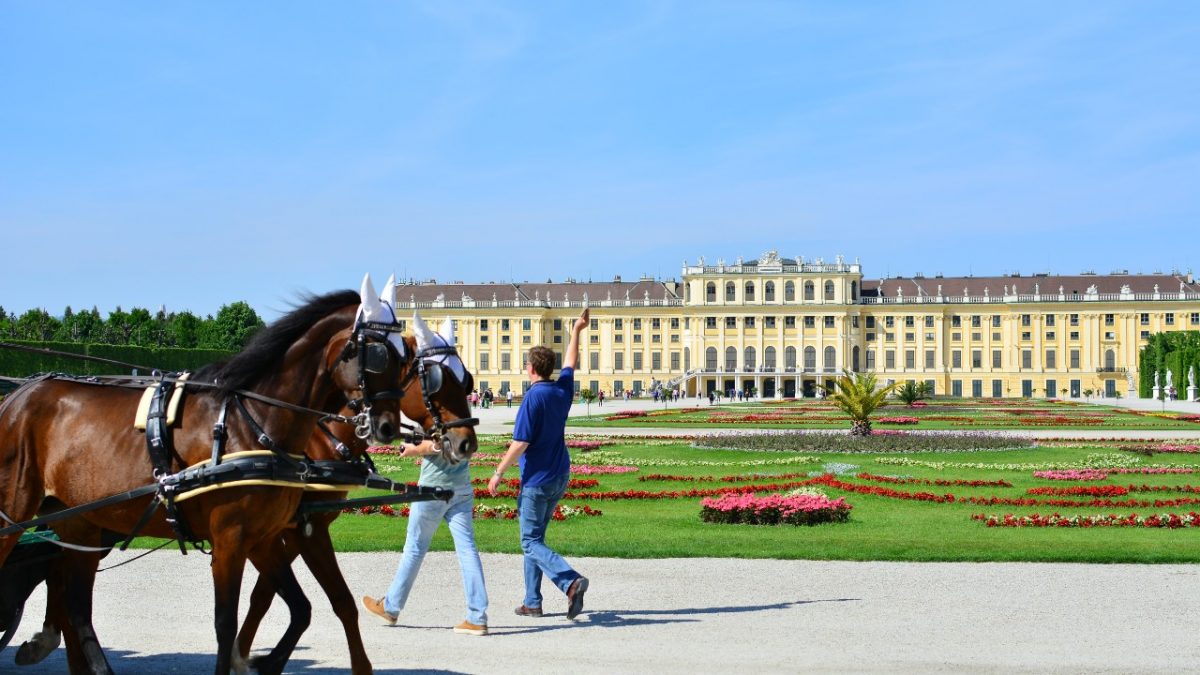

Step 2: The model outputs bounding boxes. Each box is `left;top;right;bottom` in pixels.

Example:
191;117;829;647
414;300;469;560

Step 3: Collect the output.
507;389;514;408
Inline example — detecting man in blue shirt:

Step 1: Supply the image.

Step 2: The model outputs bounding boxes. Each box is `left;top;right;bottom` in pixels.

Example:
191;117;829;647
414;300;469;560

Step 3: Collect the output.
488;307;590;619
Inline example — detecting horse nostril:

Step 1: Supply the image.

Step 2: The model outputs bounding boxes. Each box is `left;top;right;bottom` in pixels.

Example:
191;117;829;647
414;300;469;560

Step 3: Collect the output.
377;421;395;440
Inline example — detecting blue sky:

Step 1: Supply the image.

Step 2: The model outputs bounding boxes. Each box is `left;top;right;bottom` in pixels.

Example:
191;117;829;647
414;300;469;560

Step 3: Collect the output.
2;1;1197;319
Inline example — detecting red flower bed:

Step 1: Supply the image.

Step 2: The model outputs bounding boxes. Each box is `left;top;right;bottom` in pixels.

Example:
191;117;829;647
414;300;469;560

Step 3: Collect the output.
605;410;648;421
878;417;919;425
810;475;956;503
471;477;600;489
855;472;1011;488
1026;485;1129;497
700;493;851;526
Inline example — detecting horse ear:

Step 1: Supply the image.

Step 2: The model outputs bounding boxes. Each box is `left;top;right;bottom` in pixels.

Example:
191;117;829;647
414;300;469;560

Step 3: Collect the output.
359;273;380;322
438;317;456;346
412;310;434;350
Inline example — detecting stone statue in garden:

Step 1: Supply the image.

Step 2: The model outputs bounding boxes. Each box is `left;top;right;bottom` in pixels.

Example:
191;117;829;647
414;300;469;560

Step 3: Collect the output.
1189;366;1195;389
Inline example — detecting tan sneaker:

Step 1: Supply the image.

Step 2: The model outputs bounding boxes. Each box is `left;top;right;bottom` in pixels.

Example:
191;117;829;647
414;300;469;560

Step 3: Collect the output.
453;620;487;636
361;596;397;625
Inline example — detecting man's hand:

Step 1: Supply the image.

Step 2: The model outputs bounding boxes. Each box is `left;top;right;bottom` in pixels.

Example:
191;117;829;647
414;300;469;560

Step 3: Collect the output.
400;440;436;458
574;307;590;333
487;473;504;496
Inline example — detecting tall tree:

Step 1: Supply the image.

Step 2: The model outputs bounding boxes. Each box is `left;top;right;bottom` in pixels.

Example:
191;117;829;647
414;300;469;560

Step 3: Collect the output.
57;306;104;343
167;310;202;348
204;301;264;350
14;308;60;342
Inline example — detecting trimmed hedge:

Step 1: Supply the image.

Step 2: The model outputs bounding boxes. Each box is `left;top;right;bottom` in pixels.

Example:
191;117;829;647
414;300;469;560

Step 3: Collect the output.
0;340;234;378
692;431;1037;454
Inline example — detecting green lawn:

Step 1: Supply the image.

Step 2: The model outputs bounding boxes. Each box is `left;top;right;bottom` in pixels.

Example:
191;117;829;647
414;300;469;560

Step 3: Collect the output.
328;436;1200;563
567;397;1200;431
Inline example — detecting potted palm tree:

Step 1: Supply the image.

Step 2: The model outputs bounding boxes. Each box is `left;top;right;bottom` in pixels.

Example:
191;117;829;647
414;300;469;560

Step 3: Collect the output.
822;371;900;436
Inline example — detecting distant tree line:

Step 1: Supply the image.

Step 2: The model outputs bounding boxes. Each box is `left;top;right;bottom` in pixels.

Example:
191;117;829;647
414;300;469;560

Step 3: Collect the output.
0;302;264;351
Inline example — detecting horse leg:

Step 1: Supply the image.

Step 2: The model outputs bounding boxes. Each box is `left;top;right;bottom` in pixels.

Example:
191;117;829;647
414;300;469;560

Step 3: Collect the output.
54;548;113;675
209;540;250;675
235;548;292;660
13;566;62;666
244;540;311;675
293;525;374;675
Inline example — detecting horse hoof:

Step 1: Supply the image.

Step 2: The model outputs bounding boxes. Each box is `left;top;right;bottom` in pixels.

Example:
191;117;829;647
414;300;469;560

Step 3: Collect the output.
230;650;251;675
248;655;284;675
14;629;60;665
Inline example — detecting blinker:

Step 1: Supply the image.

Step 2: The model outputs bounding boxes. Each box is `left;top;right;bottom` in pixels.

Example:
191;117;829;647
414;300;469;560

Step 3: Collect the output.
363;343;390;374
421;363;444;395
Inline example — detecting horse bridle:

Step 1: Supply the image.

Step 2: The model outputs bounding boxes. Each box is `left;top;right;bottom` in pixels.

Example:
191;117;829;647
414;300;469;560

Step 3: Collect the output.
341;320;478;451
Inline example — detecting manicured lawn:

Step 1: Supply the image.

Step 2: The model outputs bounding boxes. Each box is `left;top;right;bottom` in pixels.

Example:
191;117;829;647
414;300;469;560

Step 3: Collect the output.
567;398;1200;431
329;435;1200;563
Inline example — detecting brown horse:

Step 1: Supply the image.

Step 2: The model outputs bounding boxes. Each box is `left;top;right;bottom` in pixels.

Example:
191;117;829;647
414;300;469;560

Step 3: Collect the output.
0;284;474;674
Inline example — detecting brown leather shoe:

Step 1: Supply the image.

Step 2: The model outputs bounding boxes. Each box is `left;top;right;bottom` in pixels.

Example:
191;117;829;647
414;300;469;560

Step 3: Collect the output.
361;596;397;625
514;604;543;617
566;576;589;620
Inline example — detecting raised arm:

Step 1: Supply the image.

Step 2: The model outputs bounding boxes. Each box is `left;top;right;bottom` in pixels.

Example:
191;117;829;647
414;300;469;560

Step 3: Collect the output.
563;307;589;371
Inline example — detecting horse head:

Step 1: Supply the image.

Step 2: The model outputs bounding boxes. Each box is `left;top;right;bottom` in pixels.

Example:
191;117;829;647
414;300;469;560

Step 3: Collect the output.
400;304;478;465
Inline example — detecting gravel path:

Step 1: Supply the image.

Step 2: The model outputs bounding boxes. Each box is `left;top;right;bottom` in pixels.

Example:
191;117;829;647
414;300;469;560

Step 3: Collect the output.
9;551;1200;674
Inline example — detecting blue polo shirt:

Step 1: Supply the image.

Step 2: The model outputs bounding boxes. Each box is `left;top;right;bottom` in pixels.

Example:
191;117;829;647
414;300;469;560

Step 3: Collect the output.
512;367;574;487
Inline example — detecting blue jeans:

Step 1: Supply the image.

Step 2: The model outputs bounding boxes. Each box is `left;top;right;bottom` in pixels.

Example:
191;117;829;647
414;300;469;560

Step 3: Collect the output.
384;485;488;625
518;474;580;608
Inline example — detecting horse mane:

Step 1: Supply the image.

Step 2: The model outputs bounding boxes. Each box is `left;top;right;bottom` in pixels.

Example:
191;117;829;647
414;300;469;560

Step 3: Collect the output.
195;289;359;393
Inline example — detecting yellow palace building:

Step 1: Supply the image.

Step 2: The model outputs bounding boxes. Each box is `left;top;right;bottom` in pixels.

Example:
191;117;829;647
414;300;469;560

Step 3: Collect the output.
389;251;1200;400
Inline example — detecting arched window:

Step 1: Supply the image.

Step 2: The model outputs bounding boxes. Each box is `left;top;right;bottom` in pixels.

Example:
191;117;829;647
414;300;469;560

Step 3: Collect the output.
850;280;858;301
744;346;756;370
725;346;737;371
765;346;777;369
784;281;795;302
725;282;736;302
765;281;775;302
705;347;718;370
785;346;797;369
706;282;716;303
804;281;815;301
804;346;816;370
824;281;835;301
1104;349;1116;370
744;281;755;301
824;346;836;370
852;346;860;372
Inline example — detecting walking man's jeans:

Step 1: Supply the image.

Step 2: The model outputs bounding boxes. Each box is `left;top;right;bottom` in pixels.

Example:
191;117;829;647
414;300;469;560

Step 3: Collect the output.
518;473;580;608
384;485;488;625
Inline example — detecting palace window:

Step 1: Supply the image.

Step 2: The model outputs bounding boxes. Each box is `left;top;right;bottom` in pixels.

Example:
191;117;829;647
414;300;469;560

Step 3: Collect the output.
633;334;642;343
765;281;775;302
1020;332;1031;340
804;346;817;370
501;353;511;370
785;281;795;301
590;352;599;370
615;318;623;329
925;316;935;328
1191;312;1200;325
1104;314;1115;326
614;334;623;343
745;317;756;328
671;318;679;329
971;316;981;328
725;347;737;371
633;353;643;370
764;346;777;368
952;350;962;368
905;350;915;369
866;351;876;369
992;350;1002;368
590;318;598;330
823;346;836;370
745;282;755;301
951;316;962;328
785;346;797;368
824;316;835;328
885;350;895;369
480;319;489;330
1021;314;1031;327
1140;313;1150;325
651;318;661;329
706;317;717;328
633;318;642;330
905;316;915;328
1070;350;1080;369
1070;314;1079;326
852;316;859;328
1045;314;1055;327
480;354;489;371
725;282;736;301
972;350;982;368
1069;331;1079;340
925;350;935;368
502;335;511;345
706;283;717;302
1021;350;1032;369
1045;331;1055;340
992;315;1001;328
705;347;718;370
804;316;815;328
1046;350;1056;369
501;319;510;331
670;352;680;370
553;319;562;331
765;317;776;328
522;318;532;330
1166;313;1175;325
785;316;796;328
804;281;815;301
824;281;835;300
866;316;876;328
651;334;661;343
481;335;489;344
745;346;756;370
725;317;736;328
885;316;895;328
614;353;624;370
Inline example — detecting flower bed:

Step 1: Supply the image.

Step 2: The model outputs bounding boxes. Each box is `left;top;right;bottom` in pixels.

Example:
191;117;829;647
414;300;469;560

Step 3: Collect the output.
571;464;639;475
1032;470;1110;481
1027;485;1130;497
972;512;1200;528
878;417;920;425
693;431;1035;454
855;472;1012;488
700;492;851;526
342;503;602;520
605;410;648;421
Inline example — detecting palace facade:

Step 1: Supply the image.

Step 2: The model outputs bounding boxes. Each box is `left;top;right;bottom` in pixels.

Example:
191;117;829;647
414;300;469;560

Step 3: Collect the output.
389;251;1200;399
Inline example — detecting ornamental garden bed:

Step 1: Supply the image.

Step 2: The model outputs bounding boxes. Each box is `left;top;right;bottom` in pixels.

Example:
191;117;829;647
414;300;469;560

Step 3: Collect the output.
569;398;1200;431
324;432;1200;563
